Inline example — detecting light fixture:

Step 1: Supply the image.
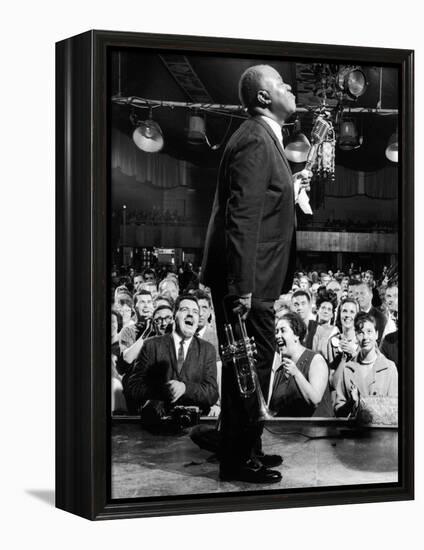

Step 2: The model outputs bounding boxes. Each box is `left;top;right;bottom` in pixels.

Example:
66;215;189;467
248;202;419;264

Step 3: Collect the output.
338;118;362;150
186;112;227;150
187;113;206;144
385;131;398;163
132;108;164;153
285;120;311;163
337;66;368;99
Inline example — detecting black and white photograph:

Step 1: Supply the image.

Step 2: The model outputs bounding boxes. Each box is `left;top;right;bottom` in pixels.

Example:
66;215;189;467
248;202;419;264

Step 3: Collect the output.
109;48;403;500
4;0;423;544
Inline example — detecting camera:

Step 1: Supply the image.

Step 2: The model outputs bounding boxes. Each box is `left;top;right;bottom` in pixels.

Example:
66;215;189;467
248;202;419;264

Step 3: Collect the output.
140;401;200;434
169;406;200;430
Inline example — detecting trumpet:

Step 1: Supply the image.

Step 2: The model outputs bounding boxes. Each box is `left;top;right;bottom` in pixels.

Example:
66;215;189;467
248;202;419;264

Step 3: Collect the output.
221;313;274;421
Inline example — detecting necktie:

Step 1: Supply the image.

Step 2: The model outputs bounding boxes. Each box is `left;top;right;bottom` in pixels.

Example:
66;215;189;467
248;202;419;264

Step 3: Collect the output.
177;339;185;373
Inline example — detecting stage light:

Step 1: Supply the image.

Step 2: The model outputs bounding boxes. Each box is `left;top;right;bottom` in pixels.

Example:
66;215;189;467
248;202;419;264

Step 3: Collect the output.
285;132;311;163
187;114;206;144
385;132;398;163
338;119;362;150
337;67;368;99
132;110;164;153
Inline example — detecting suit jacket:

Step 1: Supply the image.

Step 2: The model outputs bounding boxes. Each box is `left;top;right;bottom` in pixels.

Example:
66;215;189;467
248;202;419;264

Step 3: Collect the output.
199;323;220;360
125;333;219;412
201;115;296;300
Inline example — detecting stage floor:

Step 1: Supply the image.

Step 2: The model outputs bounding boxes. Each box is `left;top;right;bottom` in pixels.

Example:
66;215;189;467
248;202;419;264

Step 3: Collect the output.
111;419;398;499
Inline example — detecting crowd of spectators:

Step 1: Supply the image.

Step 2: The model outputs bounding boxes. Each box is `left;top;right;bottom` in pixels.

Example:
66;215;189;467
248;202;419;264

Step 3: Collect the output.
111;262;399;427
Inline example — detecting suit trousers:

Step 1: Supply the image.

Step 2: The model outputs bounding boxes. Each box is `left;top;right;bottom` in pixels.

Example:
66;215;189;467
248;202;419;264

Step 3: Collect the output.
211;292;276;470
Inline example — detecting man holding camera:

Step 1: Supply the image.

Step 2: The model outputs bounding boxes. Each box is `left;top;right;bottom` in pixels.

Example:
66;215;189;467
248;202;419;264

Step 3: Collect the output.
125;295;219;420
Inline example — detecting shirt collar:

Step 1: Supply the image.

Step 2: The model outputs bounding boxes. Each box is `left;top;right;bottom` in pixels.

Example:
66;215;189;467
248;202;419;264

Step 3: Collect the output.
260;115;284;146
172;331;193;348
196;325;207;338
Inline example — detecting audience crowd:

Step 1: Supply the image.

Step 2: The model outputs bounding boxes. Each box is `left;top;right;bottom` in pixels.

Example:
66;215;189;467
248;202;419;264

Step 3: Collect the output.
111;261;399;425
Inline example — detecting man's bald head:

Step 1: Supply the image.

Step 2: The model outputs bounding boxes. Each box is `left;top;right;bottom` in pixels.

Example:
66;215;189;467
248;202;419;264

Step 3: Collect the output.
239;64;295;121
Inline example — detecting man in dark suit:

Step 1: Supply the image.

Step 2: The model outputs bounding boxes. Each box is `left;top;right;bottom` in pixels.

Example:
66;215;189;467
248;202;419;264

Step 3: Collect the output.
125;295;219;415
201;64;311;483
357;282;387;345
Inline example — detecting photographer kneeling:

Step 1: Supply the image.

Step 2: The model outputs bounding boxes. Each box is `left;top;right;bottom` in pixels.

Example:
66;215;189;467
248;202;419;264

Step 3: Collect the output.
124;295;219;432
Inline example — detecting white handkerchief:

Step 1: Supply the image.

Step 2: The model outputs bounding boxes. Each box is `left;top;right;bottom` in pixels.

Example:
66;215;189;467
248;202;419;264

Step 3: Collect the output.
294;179;313;214
298;188;313;215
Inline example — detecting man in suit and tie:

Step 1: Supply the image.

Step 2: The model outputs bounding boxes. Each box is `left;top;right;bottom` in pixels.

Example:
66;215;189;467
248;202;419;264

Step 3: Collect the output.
356;282;387;345
201;64;311;483
125;295;218;416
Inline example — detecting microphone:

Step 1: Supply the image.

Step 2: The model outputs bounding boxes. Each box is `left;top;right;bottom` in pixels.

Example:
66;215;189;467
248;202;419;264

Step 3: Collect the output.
305;116;332;171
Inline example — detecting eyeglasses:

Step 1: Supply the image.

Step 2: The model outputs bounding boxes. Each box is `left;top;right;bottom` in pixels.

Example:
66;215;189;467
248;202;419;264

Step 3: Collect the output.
154;316;173;324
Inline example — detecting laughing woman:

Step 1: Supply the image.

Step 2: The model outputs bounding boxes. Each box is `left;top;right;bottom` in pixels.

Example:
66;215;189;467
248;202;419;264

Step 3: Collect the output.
334;311;398;417
269;312;334;417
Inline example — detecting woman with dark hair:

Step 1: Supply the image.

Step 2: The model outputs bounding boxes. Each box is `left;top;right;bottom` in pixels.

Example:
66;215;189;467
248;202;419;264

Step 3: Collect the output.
306;289;338;361
269;312;334;417
334;311;398;417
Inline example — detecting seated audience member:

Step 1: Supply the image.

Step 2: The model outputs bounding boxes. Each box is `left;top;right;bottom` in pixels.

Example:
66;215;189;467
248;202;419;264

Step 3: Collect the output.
119;290;155;369
381;284;398;339
139;280;158;301
340;276;350;293
329;297;360;389
154;293;175;311
290;290;315;345
326;280;342;303
192;290;219;353
142;268;157;284
348;279;361;301
356;282;387;344
334;312;398;417
111;309;127;413
299;276;311;293
125;295;219;416
268;313;333;417
133;273;144;294
362;269;382;308
320;272;331;287
158;277;179;303
114;293;135;328
114;284;132;304
310;290;339;361
380;288;399;368
274;294;291;319
152;304;174;336
192;289;221;417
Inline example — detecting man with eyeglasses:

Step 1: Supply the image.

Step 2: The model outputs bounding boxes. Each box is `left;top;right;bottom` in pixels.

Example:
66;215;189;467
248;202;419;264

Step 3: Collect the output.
125;295;218;416
152;304;174;336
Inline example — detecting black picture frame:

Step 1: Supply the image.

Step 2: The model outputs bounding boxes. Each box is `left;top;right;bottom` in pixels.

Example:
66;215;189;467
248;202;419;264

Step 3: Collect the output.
56;29;414;520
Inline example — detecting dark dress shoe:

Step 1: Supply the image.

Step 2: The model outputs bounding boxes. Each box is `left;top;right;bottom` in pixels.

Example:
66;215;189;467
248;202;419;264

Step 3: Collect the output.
220;463;282;484
256;453;283;468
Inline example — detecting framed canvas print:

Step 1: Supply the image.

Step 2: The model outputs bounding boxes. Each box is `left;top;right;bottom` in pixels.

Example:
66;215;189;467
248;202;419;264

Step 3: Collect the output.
56;30;414;520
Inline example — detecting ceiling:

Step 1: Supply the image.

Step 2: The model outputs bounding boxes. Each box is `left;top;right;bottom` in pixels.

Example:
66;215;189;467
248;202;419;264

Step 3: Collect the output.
110;50;399;172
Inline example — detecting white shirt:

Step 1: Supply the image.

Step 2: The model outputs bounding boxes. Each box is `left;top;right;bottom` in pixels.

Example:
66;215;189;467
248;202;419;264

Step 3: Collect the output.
260;115;311;213
172;332;193;361
260;115;284;149
196;325;207;339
